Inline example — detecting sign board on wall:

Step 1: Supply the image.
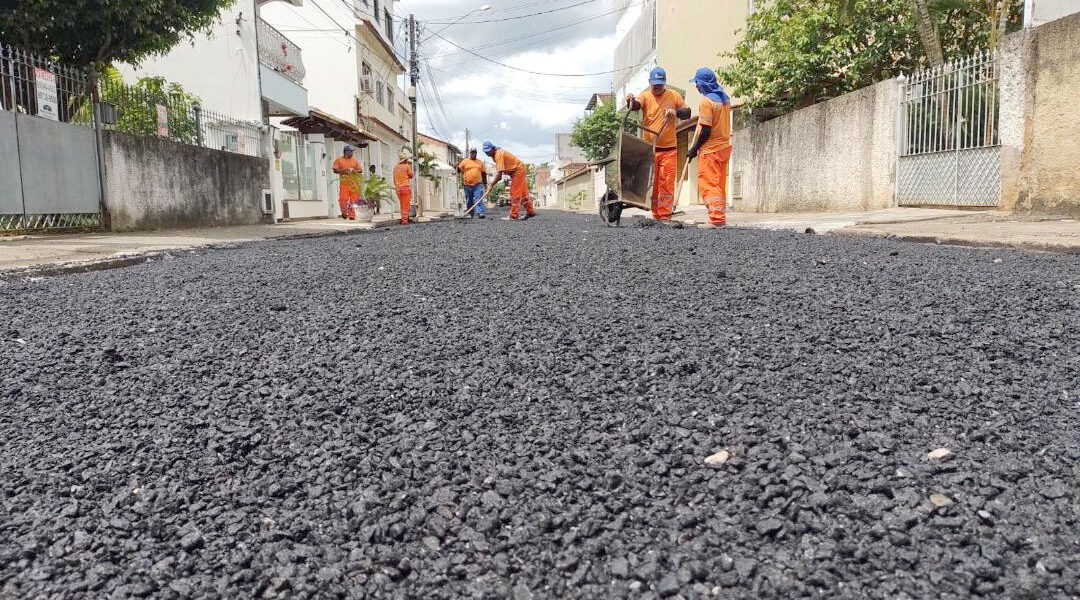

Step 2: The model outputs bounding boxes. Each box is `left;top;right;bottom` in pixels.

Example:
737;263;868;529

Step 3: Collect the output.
33;68;59;121
155;104;168;137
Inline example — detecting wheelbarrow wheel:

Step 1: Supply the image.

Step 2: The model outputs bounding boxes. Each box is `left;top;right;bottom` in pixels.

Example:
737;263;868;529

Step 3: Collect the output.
599;190;623;226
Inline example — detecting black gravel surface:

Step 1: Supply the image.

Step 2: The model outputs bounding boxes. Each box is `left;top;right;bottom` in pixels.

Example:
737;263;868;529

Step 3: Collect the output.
1;210;1078;599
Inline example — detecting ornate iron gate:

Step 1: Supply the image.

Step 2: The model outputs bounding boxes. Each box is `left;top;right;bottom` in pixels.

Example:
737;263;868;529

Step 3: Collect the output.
897;52;1001;207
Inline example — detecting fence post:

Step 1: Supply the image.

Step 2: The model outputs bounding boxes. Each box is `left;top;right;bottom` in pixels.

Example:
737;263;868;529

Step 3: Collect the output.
193;104;204;147
92;83;111;231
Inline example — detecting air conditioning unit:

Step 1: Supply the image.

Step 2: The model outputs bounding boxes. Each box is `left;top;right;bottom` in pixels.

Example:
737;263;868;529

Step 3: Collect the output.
361;77;373;93
261;189;274;215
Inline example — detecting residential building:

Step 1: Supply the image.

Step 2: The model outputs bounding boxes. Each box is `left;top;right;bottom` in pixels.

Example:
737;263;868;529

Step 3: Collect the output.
534;166;553;207
122;0;385;222
417;133;463;212
614;0;752;108
259;0;413;216
551;132;588;183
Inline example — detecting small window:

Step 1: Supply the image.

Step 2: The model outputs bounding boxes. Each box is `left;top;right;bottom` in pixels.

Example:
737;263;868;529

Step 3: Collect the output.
387;88;395;112
376;80;384;106
385;10;393;41
362;62;371;77
374;0;380;21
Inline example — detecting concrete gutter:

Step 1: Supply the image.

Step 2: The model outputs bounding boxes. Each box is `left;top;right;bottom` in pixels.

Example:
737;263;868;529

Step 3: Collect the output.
0;213;454;279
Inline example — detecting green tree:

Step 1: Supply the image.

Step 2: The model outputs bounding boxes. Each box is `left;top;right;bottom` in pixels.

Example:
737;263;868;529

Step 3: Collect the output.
0;0;235;76
722;0;1022;117
416;142;441;192
570;99;621;162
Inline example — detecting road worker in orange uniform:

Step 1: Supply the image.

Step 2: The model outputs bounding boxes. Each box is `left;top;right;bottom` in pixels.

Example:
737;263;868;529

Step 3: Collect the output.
483;141;535;221
392;149;414;225
625;67;691;222
687;67;733;227
332;145;362;220
457;148;488;218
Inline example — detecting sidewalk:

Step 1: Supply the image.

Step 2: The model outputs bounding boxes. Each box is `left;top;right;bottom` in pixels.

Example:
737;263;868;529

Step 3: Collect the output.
0;211;454;275
609;205;1080;254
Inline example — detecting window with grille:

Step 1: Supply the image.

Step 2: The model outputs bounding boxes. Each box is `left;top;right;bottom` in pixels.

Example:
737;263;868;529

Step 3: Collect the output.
385;10;393;41
387;88;395;112
376;80;384;106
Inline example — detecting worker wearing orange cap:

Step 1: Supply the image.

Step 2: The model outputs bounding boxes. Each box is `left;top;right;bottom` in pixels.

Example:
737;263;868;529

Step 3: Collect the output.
625;67;691;222
483;141;535;221
393;149;414;225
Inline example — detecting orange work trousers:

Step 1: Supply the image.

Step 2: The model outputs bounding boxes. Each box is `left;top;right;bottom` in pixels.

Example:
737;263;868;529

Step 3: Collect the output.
699;147;732;225
397;187;411;225
509;169;535;220
339;187;359;219
651;149;677;221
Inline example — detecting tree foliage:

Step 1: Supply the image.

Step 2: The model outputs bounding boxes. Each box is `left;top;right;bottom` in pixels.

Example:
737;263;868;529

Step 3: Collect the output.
570;100;621;162
0;0;234;72
720;0;1023;117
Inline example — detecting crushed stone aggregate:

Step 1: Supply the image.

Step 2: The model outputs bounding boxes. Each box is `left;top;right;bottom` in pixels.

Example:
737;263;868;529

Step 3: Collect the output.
1;210;1078;599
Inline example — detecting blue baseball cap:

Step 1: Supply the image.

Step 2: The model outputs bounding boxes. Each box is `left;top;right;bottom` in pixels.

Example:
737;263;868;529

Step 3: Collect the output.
343;145;354;152
649;67;667;85
482;141;495;153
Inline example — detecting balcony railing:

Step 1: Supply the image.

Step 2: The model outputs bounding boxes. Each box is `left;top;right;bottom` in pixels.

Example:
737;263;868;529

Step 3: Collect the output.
258;18;306;85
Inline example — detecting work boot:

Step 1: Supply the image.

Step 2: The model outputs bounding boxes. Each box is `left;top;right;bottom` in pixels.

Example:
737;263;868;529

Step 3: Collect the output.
522;213;535;221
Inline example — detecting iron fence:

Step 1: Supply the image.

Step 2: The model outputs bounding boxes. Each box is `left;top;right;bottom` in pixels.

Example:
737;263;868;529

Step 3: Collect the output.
1;40;265;157
96;76;264;157
1;42;93;124
900;51;999;156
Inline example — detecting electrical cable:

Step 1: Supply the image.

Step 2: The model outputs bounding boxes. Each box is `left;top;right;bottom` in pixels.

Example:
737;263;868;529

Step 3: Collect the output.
426;31;647;77
427;0;600;25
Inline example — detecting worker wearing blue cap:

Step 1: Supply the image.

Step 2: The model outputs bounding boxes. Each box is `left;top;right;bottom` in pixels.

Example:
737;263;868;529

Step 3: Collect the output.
332;145;363;219
625;67;691;221
484;141;535;221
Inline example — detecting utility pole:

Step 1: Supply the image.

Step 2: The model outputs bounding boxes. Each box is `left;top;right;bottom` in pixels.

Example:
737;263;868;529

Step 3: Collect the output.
409;14;420;218
460;128;470;216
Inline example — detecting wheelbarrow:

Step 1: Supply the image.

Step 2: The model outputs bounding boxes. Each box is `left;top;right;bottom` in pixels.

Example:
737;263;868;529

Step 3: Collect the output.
597;112;667;226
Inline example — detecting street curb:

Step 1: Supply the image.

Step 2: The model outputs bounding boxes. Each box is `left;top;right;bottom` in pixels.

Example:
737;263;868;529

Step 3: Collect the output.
830;228;1080;254
0;214;456;280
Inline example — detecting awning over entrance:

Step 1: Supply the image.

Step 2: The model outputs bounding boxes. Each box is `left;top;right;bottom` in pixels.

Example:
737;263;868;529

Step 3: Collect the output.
281;108;378;148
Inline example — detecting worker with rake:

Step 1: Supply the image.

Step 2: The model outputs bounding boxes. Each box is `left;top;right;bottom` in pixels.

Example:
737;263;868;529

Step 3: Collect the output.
483;141;535;221
686;67;733;228
625;67;691;222
332;145;362;220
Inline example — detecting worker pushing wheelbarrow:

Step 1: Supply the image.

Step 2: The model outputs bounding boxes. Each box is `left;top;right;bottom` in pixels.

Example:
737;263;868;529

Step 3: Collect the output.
600;67;691;226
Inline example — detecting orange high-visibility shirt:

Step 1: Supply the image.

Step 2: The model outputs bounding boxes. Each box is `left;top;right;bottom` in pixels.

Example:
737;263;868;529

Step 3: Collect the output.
332;157;362;192
458;158;485;186
393;161;413;189
635;88;687;149
696;97;732;156
494;148;523;175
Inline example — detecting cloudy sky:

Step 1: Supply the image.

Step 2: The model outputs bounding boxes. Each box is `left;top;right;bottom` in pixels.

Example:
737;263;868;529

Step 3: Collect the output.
395;0;619;163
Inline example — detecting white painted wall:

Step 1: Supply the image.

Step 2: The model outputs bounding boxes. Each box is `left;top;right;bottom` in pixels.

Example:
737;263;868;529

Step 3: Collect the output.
260;1;360;126
120;0;262;121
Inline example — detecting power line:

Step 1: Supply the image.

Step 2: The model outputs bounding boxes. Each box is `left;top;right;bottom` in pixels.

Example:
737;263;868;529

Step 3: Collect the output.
423;2;637;61
428;0;600;24
428;31;647;77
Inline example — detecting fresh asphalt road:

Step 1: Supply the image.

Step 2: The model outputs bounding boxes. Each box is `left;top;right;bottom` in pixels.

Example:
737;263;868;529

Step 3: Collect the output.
1;210;1078;599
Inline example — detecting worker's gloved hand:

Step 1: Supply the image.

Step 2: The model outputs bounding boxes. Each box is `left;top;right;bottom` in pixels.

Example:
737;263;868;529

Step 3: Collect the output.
687;149;698;161
624;94;636;109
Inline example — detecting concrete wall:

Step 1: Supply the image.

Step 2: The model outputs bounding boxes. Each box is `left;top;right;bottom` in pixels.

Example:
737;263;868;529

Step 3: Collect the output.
731;79;900;213
103;131;271;231
1000;12;1080;216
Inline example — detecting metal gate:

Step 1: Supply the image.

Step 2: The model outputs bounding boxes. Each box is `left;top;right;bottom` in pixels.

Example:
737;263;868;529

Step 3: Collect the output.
897;52;1001;207
1;42;102;232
